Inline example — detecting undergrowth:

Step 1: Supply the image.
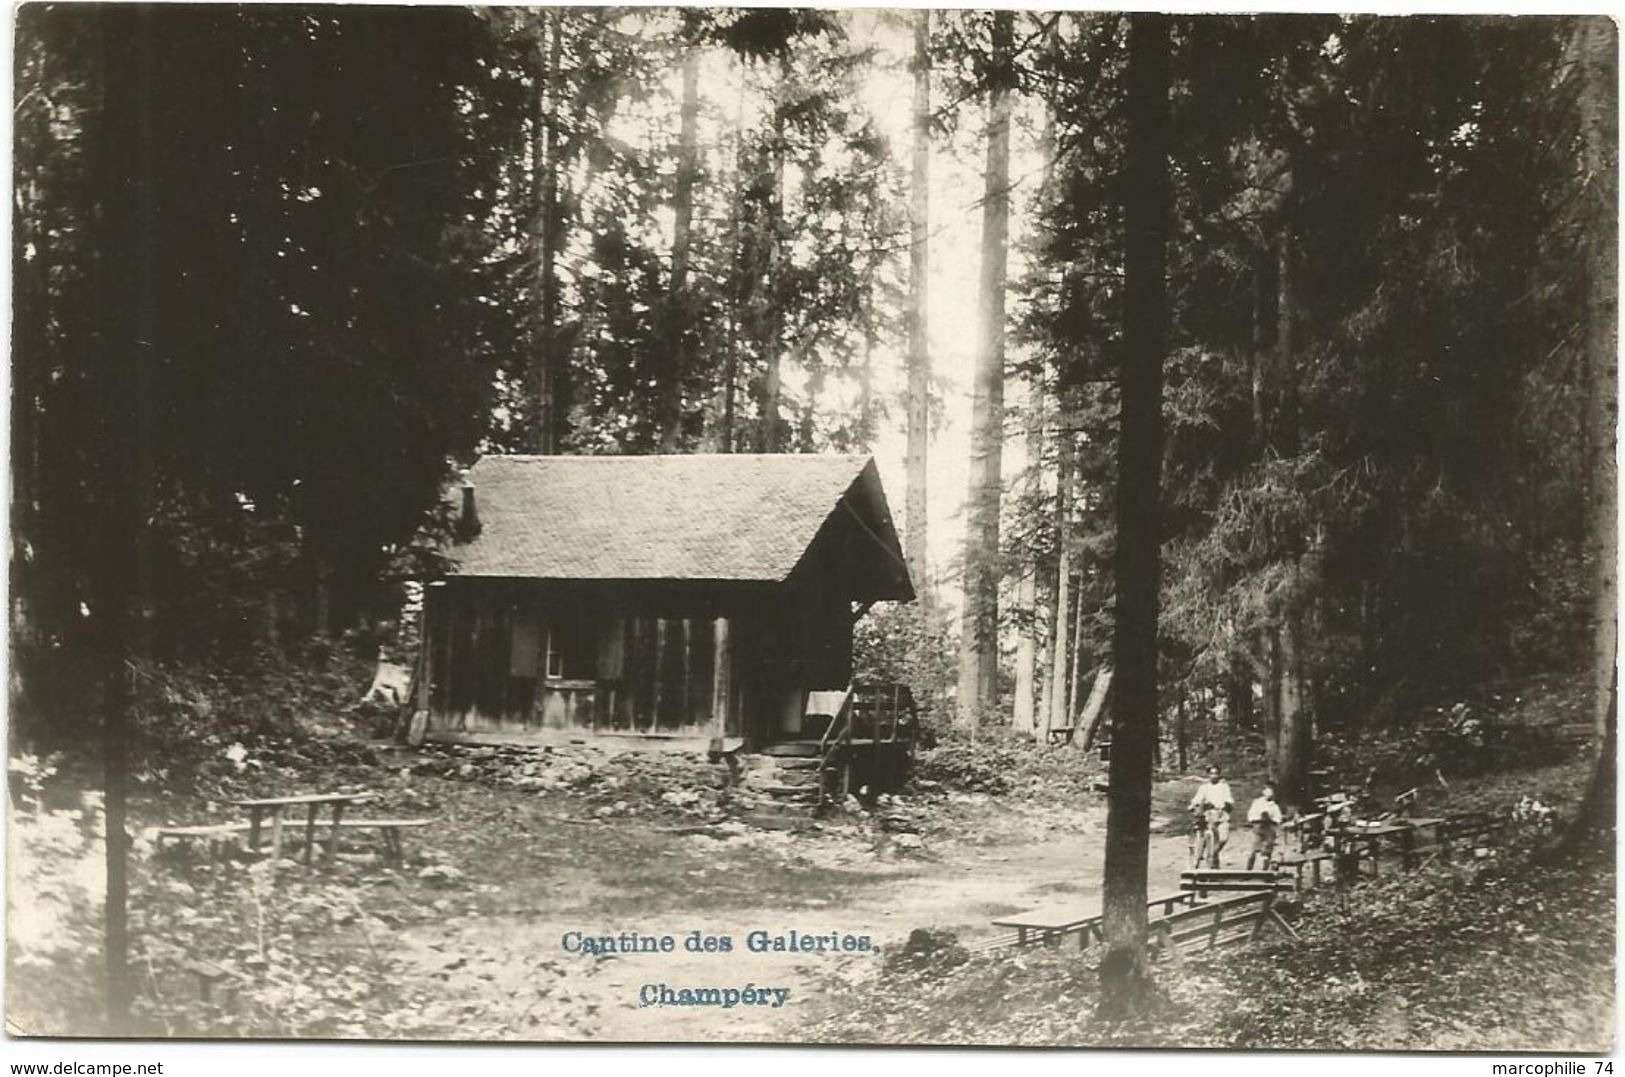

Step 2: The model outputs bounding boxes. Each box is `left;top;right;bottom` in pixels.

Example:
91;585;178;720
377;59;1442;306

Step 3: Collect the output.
803;814;1614;1050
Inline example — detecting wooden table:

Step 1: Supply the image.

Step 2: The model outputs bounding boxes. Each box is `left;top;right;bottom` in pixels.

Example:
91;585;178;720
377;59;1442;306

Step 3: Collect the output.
1333;817;1444;874
991;890;1198;948
1332;822;1401;876
228;792;374;866
991;905;1104;949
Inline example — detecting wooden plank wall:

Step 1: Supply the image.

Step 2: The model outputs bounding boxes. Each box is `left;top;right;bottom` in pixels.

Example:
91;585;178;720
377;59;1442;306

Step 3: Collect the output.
428;581;737;738
617;615;717;734
427;578;876;745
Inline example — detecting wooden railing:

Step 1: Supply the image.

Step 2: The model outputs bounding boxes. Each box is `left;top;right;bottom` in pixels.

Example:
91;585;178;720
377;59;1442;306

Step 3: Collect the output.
816;688;855;809
849;682;918;743
812;682;918;809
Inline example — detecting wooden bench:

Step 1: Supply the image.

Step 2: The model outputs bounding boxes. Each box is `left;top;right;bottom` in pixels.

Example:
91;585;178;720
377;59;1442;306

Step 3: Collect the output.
1150;888;1299;962
153;823;252;860
1276;849;1336;890
330;818;434;864
991;890;1201;949
230;791;376;867
1046;723;1078;746
1436;812;1504;860
1284;811;1329;852
1179;869;1293;899
989;906;1102;949
967;931;1026;953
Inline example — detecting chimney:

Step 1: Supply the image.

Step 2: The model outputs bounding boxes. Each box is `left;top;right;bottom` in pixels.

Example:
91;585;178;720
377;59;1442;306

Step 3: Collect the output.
456;470;481;540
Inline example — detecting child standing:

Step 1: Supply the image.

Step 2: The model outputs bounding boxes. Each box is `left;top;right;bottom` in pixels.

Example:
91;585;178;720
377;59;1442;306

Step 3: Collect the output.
1246;785;1283;870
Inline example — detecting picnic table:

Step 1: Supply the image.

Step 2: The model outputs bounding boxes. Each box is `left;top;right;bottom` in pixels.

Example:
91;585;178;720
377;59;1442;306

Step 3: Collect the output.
1331;816;1444;875
227;791;374;866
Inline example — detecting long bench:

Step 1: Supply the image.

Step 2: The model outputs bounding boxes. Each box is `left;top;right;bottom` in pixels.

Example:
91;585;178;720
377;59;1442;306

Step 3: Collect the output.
1179;869;1294;899
1434;812;1505;861
153;823;252;860
1276;848;1336;890
989;874;1299;958
153;818;432;866
329;818;434;864
1151;888;1299;961
990;889;1202;949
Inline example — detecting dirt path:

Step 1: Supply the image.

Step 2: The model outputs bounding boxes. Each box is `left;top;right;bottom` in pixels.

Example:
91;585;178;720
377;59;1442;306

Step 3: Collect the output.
394;799;1206;1043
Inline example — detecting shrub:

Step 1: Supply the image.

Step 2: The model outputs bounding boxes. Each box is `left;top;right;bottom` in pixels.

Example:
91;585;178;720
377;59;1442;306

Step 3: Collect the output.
6;754;107;1031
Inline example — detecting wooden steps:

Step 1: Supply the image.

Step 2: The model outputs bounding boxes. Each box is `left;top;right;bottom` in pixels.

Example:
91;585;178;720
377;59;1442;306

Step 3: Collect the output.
757;783;822;798
759;741;822;758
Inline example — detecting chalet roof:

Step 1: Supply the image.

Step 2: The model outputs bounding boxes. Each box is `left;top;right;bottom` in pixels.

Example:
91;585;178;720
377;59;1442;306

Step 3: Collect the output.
448;453;913;601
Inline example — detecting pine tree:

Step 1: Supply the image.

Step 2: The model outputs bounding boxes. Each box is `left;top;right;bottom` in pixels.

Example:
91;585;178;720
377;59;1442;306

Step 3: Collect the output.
1098;11;1170;1019
905;8;933;589
956;10;1014;736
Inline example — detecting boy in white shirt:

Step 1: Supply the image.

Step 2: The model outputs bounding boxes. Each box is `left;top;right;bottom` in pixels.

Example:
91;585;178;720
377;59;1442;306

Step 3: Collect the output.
1246;784;1283;869
1189;765;1234;868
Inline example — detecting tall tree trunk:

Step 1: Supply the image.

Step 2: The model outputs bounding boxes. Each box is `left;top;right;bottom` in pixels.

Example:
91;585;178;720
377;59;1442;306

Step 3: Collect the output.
12;144;42;671
1269;228;1313;806
1013;107;1062;736
1565;15;1619;849
1249;242;1274;452
1226;664;1253;732
1260;629;1282;776
534;11;565;454
1012;579;1039;733
756;61;789;453
904;8;932;588
1048;572;1072;737
955;10;1013;738
1047;420;1075;737
660;46;701;453
1012;384;1047;732
1274;229;1299;451
1036;586;1055;734
1175;698;1188;772
96;6;159;1028
1098;11;1169;1020
717;81;746;455
312;552;332;638
1067;574;1088;722
1276;603;1311;808
858;315;877;450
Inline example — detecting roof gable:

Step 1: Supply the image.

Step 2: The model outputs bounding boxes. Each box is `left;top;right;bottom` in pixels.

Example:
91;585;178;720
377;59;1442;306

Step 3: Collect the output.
449;453;911;599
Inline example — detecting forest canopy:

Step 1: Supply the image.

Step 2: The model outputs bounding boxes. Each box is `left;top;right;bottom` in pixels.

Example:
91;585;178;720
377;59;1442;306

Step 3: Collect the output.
11;7;1614;779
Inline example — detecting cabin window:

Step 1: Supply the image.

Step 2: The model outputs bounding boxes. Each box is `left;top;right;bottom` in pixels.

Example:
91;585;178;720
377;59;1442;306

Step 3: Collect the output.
543;605;597;681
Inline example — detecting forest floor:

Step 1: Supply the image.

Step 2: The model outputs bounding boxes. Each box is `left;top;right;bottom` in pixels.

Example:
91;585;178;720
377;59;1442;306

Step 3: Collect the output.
5;674;1612;1049
801;769;1615;1051
8;754;1198;1041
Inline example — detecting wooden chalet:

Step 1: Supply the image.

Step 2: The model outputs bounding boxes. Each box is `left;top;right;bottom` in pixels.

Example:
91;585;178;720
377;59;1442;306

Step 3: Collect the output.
414;453;917;788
